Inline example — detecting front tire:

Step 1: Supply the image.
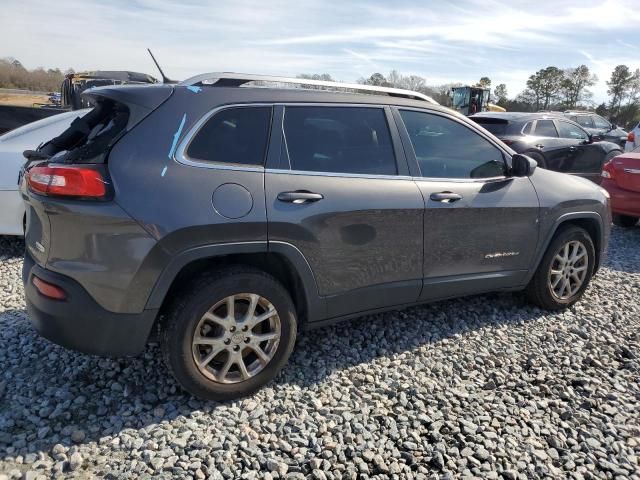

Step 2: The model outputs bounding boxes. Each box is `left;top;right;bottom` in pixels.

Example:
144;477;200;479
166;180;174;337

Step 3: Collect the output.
161;267;297;401
612;214;638;228
526;226;595;310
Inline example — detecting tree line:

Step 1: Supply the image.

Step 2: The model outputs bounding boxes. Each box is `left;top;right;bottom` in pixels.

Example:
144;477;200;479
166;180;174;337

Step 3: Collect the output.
0;58;74;92
3;55;638;129
300;64;640;129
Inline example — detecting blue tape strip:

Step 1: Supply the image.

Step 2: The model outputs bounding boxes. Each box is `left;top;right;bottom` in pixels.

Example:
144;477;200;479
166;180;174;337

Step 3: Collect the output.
168;113;187;159
186;86;202;93
161;166;168;177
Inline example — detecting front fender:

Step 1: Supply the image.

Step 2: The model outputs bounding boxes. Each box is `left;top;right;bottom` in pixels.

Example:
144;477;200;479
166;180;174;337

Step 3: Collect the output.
523;211;606;285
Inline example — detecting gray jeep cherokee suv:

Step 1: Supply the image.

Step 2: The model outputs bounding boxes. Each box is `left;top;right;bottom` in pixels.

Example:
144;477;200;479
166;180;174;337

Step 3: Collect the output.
21;73;611;400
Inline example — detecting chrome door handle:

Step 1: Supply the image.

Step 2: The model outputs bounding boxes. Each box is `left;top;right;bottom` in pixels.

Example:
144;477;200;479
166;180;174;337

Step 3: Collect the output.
430;192;463;203
277;191;324;204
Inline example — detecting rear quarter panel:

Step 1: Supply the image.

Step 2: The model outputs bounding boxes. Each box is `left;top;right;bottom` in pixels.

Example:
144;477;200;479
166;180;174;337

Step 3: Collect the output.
107;87;269;249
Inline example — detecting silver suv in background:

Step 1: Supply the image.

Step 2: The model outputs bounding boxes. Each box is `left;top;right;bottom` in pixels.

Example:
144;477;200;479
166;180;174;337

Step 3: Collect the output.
564;111;628;147
21;74;611;400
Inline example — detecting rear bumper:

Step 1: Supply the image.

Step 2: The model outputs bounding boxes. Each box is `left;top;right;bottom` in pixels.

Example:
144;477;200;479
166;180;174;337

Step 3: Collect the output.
23;251;158;356
601;179;640;217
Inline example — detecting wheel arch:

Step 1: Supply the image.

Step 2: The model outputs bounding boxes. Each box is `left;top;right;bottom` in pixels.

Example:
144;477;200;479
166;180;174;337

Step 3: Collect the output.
146;242;325;334
526;212;604;284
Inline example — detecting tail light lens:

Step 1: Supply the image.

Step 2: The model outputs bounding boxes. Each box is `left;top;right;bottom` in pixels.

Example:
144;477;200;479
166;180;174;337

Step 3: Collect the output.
629;132;635;143
601;161;615;180
499;138;514;146
26;166;106;198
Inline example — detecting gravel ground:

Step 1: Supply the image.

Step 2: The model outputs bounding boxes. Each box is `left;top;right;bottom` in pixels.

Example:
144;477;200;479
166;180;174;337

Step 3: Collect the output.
0;228;638;480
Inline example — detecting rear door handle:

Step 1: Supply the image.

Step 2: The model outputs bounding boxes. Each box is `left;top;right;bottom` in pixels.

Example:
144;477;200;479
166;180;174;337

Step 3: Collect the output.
568;146;577;152
430;192;463;203
277;191;324;204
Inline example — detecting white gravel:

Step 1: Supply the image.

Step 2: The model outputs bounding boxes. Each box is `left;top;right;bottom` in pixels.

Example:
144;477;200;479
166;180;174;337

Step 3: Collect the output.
0;228;639;479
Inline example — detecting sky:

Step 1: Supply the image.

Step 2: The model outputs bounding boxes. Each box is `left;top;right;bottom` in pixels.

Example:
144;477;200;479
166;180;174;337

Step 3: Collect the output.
2;0;639;104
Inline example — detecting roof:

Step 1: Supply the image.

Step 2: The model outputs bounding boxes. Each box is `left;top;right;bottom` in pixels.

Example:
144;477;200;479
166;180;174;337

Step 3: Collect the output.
470;112;563;121
180;72;439;105
563;110;594;115
69;71;158;84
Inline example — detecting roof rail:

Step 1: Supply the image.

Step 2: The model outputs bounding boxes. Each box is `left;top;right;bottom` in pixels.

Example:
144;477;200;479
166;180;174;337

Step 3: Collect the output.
180;72;439;104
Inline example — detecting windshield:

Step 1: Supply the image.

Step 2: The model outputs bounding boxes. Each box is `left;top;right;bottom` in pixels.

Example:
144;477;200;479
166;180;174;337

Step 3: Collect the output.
452;90;468;110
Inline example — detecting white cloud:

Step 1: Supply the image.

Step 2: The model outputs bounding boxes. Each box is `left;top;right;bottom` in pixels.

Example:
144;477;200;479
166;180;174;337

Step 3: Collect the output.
1;0;638;102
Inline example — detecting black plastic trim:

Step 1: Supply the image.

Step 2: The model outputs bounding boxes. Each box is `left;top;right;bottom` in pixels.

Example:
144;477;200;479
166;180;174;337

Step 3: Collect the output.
23;251;158;356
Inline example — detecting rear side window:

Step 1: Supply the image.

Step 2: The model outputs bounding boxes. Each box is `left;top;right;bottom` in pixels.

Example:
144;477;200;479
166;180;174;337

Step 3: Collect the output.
574;116;594;128
522;122;533;135
400;110;506;179
473;119;509;135
187;107;272;165
533;120;558;138
282;106;396;175
593;115;610;129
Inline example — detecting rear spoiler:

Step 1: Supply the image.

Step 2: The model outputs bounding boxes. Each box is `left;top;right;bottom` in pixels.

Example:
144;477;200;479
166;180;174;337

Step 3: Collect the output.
82;84;174;129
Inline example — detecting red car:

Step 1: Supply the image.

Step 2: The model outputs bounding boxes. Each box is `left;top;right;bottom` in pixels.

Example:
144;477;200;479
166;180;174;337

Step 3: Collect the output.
601;146;640;227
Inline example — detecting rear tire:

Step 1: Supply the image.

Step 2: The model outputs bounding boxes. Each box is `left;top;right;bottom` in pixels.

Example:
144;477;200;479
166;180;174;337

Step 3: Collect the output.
526;226;595;310
613;214;638;228
161;266;297;401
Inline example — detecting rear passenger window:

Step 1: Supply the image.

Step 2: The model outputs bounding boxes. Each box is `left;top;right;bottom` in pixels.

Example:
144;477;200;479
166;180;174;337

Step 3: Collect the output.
593;115;610;129
187;107;272;165
282;106;397;175
575;116;594;128
533;120;558;137
399;110;506;179
522;122;533;135
557;121;589;140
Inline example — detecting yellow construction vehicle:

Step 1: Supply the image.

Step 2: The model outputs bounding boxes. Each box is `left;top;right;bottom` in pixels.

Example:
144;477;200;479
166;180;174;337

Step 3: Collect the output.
451;86;505;115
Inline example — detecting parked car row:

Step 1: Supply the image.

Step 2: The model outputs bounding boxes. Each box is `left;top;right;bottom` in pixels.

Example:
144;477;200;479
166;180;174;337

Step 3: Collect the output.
470;112;623;184
14;74;613;400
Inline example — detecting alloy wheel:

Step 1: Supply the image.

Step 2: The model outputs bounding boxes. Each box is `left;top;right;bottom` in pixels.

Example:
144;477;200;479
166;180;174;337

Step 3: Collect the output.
191;293;281;384
547;240;589;300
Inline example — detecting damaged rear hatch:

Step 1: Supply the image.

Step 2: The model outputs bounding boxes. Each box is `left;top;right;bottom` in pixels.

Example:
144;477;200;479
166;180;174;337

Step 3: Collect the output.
21;84;174;266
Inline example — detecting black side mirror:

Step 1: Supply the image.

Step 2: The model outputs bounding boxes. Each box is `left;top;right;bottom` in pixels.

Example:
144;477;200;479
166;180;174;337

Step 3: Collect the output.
511;153;537;177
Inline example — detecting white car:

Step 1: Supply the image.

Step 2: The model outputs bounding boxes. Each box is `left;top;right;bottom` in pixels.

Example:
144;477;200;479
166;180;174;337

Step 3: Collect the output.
625;121;639;152
0;110;85;235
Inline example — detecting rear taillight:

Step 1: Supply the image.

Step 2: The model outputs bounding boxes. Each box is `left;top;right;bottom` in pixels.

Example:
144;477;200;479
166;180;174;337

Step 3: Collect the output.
32;275;66;300
629;132;635;143
499;138;514;146
27;166;106;198
601;161;615;180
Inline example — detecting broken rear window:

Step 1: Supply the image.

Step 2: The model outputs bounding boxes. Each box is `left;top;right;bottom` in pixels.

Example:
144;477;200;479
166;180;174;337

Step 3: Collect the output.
35;99;129;164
